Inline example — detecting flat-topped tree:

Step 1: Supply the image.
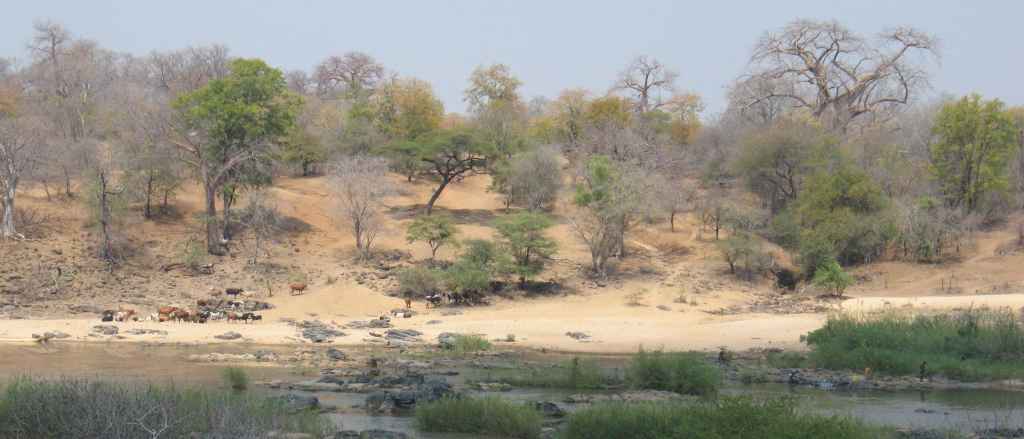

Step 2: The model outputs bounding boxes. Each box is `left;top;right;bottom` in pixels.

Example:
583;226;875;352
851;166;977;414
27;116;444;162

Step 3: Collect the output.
390;129;493;214
172;58;300;254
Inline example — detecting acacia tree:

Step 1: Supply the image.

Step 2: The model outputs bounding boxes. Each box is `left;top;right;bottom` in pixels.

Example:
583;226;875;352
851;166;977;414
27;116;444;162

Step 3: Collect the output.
406;214;458;259
387;129;493;214
741;19;938;131
930;94;1017;213
329;155;393;259
171;58;300;254
495;211;557;286
612;55;678;114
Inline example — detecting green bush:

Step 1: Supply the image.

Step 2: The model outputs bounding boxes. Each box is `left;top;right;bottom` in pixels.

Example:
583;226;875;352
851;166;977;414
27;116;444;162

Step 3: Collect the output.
563;397;888;439
766;351;808;369
626;350;721;397
444;334;492;354
0;377;332;439
805;309;1024;381
415;396;542;439
221;367;250;391
397;266;443;298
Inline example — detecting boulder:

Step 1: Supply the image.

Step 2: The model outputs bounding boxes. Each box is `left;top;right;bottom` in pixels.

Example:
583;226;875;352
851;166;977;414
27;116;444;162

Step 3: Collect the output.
533;401;566;418
214;331;242;340
91;325;119;336
275;393;319;412
326;347;347;361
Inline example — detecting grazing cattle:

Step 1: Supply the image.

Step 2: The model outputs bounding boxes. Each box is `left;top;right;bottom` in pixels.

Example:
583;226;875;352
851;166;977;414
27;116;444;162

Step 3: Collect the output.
240;312;262;323
404;298;412;309
425;294;442;308
101;310;115;322
174;309;192;323
208;311;224;321
197;299;209;308
225;288;244;297
114;309;137;322
226;312;239;323
158;306;178;315
229;300;245;309
289;283;307;295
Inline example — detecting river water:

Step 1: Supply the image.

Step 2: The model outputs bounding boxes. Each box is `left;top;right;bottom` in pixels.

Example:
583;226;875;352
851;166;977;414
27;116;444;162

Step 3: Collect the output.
1;343;1021;437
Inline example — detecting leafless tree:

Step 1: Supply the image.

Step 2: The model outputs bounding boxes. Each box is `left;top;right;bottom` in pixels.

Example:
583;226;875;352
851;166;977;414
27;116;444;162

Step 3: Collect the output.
740;19;938;132
314;51;384;99
0;116;44;239
329;155;394;259
651;173;694;232
612;55;678;113
239;190;280;265
501;145;564;211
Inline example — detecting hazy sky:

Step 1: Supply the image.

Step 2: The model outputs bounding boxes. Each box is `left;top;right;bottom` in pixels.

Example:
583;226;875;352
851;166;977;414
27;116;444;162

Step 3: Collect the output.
2;1;1021;114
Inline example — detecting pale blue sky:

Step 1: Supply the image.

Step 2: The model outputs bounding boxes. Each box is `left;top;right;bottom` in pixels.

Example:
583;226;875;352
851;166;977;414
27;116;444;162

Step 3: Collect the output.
2;1;1021;114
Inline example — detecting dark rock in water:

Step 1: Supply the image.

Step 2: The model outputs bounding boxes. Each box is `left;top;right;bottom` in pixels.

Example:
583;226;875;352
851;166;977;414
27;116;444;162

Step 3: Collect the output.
533;401;566;418
437;332;458;348
334;430;409;439
326;347;347;360
317;374;346;385
214;331;242;340
913;408;936;414
975;428;1024;439
275;393;319;412
91;325;118;336
364;391;395;414
363;378;454;413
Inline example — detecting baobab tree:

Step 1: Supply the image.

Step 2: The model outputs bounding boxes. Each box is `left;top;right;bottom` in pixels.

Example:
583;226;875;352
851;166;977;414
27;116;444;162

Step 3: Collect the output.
612;55;678;114
740;19;938;132
314;52;385;100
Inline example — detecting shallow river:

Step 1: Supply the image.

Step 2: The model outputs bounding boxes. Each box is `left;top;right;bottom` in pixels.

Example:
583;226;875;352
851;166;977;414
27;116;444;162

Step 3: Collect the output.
1;343;1021;437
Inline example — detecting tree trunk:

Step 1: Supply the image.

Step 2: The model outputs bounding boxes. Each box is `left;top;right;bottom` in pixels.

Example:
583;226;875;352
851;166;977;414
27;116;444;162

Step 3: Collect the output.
669;211;676;232
0;185;16;239
143;174;153;219
221;186;236;241
98;172;114;261
63;167;73;197
203;176;222;255
425;177;451;215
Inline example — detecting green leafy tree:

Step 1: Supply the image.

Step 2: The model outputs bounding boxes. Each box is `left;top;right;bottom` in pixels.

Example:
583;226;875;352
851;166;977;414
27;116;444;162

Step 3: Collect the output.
930;94;1018;213
716;232;770;281
173;58;300;254
813;260;854;298
406;214;458;259
397;266;444;299
495;211;557;285
385;129;493;214
795;166;895;276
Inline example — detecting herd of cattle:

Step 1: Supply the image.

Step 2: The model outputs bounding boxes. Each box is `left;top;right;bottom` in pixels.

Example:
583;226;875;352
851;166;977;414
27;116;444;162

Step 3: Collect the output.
99;288;265;324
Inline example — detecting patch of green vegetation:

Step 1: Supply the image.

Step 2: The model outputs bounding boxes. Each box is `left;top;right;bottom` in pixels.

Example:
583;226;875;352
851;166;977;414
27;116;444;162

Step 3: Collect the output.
563;397;893;439
738;367;771;385
221;367;250;391
626;350;721;397
766;351;809;369
805;309;1024;381
0;377;332;438
415;396;542;439
444;334;493;354
481;357;619;390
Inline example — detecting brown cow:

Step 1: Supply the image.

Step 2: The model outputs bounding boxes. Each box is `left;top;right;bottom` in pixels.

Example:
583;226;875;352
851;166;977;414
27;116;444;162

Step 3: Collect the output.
289;283;307;295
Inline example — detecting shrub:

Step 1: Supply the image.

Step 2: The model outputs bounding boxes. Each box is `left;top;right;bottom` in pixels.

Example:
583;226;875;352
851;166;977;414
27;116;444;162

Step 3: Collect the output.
717;232;772;281
812;260;854;297
494;211;557;285
221;367;250;391
397;266;443;298
805;309;1024;381
563;397;887;439
406;214;458;259
415;396;542;439
626;350;721;397
766;351;808;369
0;377;332;439
444;334;492;354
